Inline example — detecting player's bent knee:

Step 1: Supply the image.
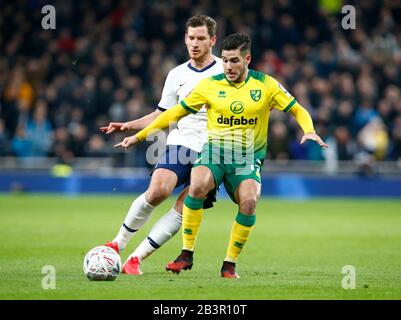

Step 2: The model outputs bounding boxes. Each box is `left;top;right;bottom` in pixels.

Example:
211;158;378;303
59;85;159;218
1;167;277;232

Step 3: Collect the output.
188;182;209;199
146;186;172;205
239;196;258;214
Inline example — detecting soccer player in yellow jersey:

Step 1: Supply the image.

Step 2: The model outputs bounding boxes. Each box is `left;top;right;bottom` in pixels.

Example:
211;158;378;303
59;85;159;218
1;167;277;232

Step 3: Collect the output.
115;33;328;278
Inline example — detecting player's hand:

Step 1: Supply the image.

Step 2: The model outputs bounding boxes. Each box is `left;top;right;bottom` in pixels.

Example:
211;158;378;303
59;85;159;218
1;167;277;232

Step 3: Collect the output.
113;135;140;149
100;122;130;134
300;133;329;149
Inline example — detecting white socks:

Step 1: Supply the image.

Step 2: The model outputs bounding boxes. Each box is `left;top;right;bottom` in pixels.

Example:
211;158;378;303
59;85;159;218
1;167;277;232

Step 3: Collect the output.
128;208;182;261
112;192;154;251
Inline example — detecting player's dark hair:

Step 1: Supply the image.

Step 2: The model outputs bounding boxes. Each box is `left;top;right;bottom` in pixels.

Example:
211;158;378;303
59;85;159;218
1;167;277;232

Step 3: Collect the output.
186;15;217;37
222;33;251;56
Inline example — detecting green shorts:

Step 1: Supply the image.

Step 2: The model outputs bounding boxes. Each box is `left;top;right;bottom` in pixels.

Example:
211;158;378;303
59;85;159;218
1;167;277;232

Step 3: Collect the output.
193;143;263;203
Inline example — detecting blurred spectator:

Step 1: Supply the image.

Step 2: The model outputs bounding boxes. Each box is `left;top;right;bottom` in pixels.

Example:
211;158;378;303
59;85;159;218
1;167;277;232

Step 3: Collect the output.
357;118;389;161
0;119;10;156
268;121;290;160
306;124;328;161
0;0;400;167
333;126;355;161
11;126;32;157
331;100;355;132
25;100;53;157
2;67;34;136
109;89;128;122
289;130;308;160
57;29;76;54
3;68;34;108
86;134;107;158
69;124;88;158
390;116;401;161
354;99;379;132
51;127;74;163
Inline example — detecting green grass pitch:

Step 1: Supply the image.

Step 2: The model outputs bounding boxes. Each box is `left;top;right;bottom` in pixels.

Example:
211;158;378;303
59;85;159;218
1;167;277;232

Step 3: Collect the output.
0;194;400;300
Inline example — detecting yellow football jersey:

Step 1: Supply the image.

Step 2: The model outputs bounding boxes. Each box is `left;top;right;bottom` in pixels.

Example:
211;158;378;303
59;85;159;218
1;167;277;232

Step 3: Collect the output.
180;69;297;159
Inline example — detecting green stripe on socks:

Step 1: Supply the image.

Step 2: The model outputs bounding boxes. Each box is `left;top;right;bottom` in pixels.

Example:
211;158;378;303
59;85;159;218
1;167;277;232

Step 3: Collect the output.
235;212;256;227
184;195;205;210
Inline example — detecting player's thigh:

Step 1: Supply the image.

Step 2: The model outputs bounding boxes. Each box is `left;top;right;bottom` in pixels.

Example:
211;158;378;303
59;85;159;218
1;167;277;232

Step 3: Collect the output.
153;145;197;188
234;179;261;214
188;165;216;198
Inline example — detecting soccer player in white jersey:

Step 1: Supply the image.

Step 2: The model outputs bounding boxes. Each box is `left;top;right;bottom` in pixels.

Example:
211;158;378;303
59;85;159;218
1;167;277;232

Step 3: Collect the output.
100;15;223;274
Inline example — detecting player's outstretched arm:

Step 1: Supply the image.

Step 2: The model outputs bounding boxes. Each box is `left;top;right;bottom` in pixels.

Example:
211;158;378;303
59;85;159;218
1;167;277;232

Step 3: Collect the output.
114;104;190;150
289;103;329;149
113;135;140;149
100;110;163;134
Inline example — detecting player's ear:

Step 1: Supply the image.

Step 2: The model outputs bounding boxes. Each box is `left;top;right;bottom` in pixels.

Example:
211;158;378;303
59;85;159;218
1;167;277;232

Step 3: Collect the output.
245;53;251;65
210;35;217;46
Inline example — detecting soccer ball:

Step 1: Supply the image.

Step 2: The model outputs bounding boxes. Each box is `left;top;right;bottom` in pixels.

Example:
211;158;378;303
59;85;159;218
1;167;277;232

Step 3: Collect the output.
83;246;121;281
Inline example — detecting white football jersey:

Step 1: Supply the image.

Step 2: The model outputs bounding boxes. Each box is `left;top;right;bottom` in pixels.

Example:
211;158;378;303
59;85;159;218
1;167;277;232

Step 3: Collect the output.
158;56;223;152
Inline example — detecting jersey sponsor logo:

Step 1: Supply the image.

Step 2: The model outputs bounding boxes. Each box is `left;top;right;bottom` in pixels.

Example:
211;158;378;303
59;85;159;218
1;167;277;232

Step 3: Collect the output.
217;115;258;126
278;83;293;98
218;90;226;98
250;89;261;102
230;101;244;114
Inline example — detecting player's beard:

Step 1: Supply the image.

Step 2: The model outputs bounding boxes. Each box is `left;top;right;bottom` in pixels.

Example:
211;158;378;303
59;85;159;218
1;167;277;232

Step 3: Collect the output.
233;62;247;83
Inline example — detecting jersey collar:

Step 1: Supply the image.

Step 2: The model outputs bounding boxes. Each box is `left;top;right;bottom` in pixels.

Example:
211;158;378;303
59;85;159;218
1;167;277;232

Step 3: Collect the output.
226;69;252;89
187;59;217;73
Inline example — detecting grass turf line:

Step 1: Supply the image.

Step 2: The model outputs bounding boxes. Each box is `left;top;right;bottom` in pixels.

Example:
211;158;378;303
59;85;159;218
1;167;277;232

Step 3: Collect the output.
0;194;400;299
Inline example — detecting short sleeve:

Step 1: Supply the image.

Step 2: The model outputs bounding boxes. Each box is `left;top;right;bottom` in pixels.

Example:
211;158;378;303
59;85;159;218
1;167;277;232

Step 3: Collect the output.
179;78;210;114
269;78;297;113
158;71;178;111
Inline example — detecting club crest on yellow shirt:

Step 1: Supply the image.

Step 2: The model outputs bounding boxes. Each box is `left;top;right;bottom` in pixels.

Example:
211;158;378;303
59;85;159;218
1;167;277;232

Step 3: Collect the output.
250;89;261;102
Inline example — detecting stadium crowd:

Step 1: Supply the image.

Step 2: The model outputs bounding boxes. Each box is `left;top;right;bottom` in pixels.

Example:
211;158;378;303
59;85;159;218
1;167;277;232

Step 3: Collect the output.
1;0;401;167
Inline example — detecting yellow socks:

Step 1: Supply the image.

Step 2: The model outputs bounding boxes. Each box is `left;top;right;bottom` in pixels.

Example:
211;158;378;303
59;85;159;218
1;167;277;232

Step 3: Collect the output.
182;195;205;251
181;197;256;264
225;212;256;263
